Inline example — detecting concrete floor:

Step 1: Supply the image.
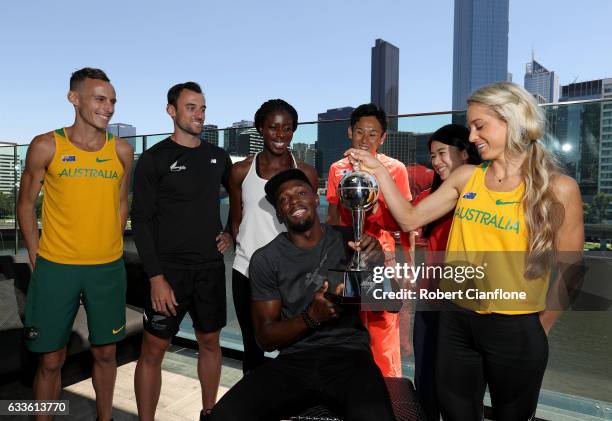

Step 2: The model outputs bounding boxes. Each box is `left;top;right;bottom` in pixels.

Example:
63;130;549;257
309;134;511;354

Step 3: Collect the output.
0;345;243;421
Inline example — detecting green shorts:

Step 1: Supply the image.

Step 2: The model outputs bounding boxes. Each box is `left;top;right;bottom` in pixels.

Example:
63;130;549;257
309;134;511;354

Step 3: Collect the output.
24;256;127;353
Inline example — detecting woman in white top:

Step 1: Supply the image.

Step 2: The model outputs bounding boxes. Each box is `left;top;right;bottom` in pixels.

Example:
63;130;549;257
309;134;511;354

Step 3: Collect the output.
229;99;318;372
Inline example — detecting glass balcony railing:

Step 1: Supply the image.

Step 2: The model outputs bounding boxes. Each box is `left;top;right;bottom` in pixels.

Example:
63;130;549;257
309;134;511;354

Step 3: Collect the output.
2;98;611;419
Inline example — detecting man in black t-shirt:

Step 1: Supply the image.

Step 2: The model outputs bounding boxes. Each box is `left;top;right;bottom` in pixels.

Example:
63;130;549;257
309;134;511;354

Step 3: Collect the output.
211;169;395;421
131;82;233;421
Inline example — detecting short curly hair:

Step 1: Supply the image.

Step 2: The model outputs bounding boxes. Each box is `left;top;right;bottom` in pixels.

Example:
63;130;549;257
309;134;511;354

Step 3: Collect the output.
254;99;298;135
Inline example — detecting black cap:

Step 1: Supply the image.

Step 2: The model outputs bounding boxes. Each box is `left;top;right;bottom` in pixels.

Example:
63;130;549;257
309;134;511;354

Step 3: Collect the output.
264;169;312;206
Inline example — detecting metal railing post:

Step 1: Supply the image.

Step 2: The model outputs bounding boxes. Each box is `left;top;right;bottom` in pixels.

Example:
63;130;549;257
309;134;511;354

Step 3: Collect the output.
13;145;18;254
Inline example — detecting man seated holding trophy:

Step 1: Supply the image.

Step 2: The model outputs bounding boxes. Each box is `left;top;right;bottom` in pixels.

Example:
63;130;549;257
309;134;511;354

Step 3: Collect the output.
211;169;396;421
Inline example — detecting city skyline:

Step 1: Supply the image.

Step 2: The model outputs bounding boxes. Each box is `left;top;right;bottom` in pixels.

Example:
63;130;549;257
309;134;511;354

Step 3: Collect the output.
1;1;611;143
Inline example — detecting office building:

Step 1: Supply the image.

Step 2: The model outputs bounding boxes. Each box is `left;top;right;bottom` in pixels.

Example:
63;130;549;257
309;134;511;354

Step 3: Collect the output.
292;143;317;168
553;78;612;205
601;79;612;197
316;107;354;179
225;120;253;155
371;39;399;130
236;127;264;156
108;123;137;150
200;124;219;146
524;58;559;103
452;0;509;111
379;132;430;167
0;152;19;196
108;123;136;138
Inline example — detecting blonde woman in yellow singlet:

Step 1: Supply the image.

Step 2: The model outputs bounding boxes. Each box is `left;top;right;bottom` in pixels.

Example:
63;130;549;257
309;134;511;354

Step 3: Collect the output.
345;82;584;421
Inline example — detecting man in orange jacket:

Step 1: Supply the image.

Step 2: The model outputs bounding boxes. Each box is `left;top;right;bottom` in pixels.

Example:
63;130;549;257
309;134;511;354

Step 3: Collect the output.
326;103;412;377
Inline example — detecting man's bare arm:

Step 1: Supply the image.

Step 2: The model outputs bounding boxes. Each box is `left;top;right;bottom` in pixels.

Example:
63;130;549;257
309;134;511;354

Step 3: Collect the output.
540;175;585;334
251;300;310;352
228;159;250;240
16;134;55;267
252;282;343;352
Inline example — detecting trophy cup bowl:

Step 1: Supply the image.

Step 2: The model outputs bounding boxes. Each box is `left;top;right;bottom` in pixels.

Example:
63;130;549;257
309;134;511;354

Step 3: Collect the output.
325;171;379;304
338;171;379;214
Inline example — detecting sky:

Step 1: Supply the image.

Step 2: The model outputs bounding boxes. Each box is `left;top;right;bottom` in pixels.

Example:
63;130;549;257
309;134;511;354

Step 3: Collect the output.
0;0;611;144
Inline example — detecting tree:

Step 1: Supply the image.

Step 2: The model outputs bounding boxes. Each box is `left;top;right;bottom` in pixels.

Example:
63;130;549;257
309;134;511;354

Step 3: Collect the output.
592;193;611;223
583;203;595;224
0;192;14;219
35;193;43;220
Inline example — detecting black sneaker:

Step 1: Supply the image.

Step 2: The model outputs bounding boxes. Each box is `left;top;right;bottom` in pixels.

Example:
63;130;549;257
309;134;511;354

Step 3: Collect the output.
200;409;212;421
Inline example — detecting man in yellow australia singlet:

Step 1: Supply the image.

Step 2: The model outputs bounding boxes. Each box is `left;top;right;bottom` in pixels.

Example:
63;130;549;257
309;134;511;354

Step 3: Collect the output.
16;68;133;421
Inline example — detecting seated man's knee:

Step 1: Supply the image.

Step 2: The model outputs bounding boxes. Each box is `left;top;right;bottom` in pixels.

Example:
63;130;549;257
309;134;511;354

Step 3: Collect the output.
210;398;249;421
209;406;230;421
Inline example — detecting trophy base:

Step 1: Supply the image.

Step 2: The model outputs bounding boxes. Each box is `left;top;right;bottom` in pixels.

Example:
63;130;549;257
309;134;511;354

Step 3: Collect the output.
325;269;374;305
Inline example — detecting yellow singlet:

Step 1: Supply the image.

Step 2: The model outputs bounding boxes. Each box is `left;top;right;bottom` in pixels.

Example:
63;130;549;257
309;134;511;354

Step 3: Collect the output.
38;128;124;264
444;162;548;314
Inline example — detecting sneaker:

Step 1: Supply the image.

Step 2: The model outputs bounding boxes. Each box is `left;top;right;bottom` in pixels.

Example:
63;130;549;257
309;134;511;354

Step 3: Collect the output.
200;409;212;421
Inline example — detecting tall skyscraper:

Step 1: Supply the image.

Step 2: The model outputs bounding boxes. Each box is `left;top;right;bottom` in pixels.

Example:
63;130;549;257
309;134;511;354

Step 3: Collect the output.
317;107;354;179
200;124;219;146
524;57;559;104
371;39;399;131
452;0;510;111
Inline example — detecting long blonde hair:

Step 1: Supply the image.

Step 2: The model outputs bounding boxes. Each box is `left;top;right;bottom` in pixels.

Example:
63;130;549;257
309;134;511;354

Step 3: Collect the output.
467;82;564;279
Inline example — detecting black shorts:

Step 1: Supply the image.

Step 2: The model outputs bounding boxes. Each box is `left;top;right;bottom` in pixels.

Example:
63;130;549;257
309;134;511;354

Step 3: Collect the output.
143;264;226;338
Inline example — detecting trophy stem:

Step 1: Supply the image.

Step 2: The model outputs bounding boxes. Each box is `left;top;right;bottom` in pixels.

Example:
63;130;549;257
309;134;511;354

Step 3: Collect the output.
349;208;367;271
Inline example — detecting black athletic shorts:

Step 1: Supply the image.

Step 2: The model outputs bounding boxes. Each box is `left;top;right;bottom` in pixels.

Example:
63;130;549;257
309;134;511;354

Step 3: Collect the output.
143;263;226;338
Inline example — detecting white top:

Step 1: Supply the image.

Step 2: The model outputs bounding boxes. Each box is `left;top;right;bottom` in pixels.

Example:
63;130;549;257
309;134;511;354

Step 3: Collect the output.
233;152;297;276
